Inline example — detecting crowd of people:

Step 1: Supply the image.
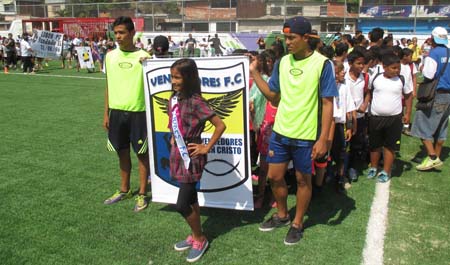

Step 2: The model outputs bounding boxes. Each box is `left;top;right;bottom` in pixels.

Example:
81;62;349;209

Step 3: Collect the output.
101;16;449;262
3;15;448;262
0;31;117;73
246;18;449;252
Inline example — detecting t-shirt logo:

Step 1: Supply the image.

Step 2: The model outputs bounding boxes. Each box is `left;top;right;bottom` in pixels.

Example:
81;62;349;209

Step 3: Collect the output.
290;68;303;76
119;62;133;69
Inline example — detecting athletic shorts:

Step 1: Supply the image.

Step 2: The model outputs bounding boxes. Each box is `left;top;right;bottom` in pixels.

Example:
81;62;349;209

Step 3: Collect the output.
107;109;148;154
368;114;402;151
266;131;314;174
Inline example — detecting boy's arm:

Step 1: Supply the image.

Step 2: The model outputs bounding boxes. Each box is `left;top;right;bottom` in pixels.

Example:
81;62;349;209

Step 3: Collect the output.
403;92;413;125
103;84;109;131
412;73;417;98
359;92;371;113
312;97;334;159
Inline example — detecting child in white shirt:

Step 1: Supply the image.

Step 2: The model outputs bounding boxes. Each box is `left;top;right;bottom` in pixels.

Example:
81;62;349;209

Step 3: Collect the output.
366;52;413;183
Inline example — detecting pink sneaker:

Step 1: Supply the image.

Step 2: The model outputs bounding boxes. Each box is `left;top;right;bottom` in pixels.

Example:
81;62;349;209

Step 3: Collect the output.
252;174;259;181
174;235;194;251
186;238;209;262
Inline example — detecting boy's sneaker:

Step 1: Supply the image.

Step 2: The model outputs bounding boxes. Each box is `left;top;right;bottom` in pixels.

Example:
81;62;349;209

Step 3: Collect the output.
284;225;304;246
104;189;132;205
186;238;209;263
134;194;148;212
377;171;390;183
174;235;194;251
336;176;346;193
416;157;443;171
259;213;291;232
349;168;358;182
367;167;377;179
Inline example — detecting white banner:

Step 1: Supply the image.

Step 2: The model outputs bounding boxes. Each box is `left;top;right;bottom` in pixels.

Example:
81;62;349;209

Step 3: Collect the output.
143;56;253;210
30;30;63;59
75;47;94;69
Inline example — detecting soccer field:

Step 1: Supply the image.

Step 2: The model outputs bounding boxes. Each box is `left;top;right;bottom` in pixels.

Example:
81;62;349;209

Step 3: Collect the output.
0;64;449;265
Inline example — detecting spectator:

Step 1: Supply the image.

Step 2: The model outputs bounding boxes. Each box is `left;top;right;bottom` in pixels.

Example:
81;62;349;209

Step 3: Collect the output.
369;27;384;48
20;33;34;74
208;34;225;56
257;36;266;53
408;37;422;67
411;27;450;171
198;37;209;57
185;33;196;57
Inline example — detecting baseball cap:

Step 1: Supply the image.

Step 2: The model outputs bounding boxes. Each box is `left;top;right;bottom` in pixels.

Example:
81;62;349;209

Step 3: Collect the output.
282;16;319;38
431;26;448;45
153;35;169;53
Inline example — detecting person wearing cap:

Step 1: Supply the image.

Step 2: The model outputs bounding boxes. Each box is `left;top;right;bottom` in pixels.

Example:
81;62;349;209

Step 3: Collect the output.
411;26;450;171
249;16;337;245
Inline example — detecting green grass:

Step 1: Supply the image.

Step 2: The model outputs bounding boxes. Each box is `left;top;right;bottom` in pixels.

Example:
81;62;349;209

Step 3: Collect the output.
0;62;449;265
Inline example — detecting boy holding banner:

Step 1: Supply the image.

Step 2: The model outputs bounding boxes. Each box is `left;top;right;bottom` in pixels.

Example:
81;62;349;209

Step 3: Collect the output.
249;16;337;245
102;16;150;212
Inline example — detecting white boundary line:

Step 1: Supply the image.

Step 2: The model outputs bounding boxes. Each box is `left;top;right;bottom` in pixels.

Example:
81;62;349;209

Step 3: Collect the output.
362;180;391;265
1;72;105;80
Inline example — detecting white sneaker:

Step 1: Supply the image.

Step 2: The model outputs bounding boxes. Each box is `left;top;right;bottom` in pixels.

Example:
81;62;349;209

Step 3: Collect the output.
416;157;443;171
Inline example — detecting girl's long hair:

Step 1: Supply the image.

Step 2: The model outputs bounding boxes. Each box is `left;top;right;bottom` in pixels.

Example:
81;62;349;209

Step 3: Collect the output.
170;58;201;98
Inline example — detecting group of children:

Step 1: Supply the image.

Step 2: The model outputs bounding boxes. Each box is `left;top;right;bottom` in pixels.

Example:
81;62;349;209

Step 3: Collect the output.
249;34;416;207
102;15;420;262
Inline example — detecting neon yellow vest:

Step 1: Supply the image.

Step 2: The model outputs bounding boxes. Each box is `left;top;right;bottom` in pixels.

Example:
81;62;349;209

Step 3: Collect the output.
274;52;328;140
106;49;149;112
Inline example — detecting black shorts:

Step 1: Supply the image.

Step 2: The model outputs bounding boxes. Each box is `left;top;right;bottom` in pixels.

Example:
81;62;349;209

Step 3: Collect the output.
108;109;148;154
331;123;346;164
369;114;402;151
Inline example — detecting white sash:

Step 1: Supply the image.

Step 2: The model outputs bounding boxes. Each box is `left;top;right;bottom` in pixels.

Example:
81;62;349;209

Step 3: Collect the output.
171;95;191;170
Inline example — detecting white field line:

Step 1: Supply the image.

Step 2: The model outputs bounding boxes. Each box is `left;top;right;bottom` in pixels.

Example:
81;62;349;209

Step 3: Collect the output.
362;180;391;265
1;72;105;80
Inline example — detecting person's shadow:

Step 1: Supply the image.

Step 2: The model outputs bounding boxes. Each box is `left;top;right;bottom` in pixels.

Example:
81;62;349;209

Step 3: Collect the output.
159;200;270;243
277;170;356;228
289;184;356;228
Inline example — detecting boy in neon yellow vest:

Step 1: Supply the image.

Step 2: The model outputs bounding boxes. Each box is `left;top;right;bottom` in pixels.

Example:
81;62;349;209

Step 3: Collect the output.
102;16;150;212
250;16;338;245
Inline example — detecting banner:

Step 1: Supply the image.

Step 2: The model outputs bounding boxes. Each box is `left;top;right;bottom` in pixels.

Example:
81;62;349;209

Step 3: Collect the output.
75;47;94;69
360;5;450;18
30;30;63;59
143;56;253;210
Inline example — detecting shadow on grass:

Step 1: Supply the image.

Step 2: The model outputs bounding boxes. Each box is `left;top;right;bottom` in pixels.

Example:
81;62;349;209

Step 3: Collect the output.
288;184;356;229
158;199;270;243
410;145;450;164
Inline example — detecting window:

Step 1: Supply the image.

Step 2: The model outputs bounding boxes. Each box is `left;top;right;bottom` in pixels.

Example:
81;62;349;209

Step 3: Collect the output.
216;22;236;32
4;4;15;12
271;6;282;16
286;6;303;16
211;0;237;8
320;6;327;16
184;23;209;32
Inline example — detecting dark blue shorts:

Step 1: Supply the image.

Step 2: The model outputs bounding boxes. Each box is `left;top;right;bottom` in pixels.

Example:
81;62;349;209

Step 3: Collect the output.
266;131;314;174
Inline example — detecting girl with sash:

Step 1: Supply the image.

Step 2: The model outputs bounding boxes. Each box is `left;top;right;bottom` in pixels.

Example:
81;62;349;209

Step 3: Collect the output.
168;58;226;262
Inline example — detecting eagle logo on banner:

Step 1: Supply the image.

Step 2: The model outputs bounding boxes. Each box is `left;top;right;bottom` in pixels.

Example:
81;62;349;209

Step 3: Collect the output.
153;90;242;131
